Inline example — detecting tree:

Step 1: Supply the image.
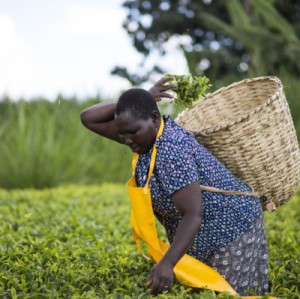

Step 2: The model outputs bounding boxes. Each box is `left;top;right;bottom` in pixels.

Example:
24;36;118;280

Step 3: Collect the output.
200;0;300;77
112;0;300;83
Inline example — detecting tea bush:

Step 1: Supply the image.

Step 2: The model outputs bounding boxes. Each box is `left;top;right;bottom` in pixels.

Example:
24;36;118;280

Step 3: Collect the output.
0;184;299;298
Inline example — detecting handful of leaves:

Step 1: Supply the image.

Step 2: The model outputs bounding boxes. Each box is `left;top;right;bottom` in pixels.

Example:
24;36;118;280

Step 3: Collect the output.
165;74;211;108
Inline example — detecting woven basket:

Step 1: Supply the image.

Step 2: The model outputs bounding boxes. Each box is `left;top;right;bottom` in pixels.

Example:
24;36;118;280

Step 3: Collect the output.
175;76;300;212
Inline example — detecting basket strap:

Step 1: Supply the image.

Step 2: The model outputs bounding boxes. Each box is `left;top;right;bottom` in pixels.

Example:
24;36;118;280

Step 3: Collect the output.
199;184;260;198
199;184;277;212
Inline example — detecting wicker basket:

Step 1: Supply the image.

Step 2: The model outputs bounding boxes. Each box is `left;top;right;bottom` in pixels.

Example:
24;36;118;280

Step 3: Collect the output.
175;76;300;212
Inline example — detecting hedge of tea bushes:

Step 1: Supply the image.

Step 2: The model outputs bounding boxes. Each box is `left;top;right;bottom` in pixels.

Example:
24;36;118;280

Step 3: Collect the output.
1;184;299;298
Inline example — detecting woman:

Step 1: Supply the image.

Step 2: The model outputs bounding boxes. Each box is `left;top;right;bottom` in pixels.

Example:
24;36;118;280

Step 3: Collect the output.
80;77;269;296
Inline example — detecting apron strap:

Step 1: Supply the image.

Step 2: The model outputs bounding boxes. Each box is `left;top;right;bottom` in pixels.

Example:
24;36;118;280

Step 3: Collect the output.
144;119;164;192
144;146;157;191
130;118;165;194
131;153;139;175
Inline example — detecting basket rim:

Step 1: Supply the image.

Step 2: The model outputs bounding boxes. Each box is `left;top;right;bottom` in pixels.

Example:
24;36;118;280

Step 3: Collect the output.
204;76;282;99
187;76;284;135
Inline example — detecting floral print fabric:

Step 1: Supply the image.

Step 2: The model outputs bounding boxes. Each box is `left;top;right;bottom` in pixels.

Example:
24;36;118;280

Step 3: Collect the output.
135;115;263;261
205;209;269;295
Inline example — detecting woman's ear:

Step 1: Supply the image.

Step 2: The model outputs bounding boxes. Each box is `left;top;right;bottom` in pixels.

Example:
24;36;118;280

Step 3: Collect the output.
150;110;161;127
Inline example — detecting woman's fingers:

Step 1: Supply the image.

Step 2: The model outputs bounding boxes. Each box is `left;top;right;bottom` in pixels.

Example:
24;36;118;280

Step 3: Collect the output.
149;76;177;102
160;83;177;92
150;278;172;295
154;77;177;90
147;261;174;295
159;92;174;99
150;276;160;295
146;278;153;286
146;269;154;286
154;76;173;86
158;279;172;294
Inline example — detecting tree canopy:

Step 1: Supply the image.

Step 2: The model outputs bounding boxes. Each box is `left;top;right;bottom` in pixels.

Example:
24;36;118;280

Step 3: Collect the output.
113;0;300;83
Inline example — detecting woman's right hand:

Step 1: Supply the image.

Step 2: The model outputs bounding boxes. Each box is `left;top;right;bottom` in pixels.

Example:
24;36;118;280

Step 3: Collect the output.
149;77;177;102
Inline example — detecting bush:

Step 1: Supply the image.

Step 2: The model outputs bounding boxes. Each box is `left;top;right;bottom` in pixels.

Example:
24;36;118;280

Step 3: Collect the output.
0;184;299;298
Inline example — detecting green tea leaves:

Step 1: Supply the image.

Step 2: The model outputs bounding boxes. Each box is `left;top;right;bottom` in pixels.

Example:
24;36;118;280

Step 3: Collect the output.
0;185;299;298
165;74;212;108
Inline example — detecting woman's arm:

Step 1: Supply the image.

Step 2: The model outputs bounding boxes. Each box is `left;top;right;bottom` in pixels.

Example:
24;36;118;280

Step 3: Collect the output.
147;182;203;295
80;77;176;143
80;101;122;143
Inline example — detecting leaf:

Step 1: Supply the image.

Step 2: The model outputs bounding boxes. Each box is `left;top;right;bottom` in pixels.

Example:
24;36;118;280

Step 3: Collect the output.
164;74;212;108
10;287;17;299
201;12;283;47
227;0;250;29
251;0;299;43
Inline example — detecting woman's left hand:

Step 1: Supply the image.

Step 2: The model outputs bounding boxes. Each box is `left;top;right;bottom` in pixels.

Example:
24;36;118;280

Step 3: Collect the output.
149;76;177;102
146;259;174;295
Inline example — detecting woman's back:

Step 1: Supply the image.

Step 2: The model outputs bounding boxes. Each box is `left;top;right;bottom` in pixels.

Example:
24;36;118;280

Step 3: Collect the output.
135;115;262;261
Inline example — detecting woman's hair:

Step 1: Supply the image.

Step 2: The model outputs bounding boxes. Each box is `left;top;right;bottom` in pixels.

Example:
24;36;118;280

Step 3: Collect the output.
115;88;160;119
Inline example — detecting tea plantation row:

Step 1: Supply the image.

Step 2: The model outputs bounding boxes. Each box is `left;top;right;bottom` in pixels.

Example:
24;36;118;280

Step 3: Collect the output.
0;184;299;298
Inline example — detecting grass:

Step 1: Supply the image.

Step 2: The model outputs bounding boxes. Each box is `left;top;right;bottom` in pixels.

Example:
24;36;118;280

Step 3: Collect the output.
0;184;299;298
0;98;183;190
0;99;133;189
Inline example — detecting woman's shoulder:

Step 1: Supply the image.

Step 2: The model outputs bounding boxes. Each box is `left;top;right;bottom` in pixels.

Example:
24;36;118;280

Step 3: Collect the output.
159;115;196;146
155;115;202;161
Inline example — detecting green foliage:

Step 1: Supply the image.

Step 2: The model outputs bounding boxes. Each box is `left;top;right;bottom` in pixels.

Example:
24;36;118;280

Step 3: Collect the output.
278;70;300;143
119;0;300;85
251;0;298;43
200;0;300;77
226;0;250;29
264;191;300;298
165;74;211;108
0;99;132;189
0;184;299;298
0;97;184;189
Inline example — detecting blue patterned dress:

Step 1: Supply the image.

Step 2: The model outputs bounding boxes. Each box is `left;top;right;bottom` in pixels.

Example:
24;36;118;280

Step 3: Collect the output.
135;115;269;295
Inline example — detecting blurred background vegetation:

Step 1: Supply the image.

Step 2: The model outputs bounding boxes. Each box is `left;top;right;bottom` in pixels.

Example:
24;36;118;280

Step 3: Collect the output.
1;0;299;189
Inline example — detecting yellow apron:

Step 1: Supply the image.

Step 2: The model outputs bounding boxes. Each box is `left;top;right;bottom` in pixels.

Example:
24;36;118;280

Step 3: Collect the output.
126;118;276;299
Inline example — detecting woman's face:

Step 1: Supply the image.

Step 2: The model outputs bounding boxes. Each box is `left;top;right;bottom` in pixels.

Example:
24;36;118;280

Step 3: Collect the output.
115;110;160;154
